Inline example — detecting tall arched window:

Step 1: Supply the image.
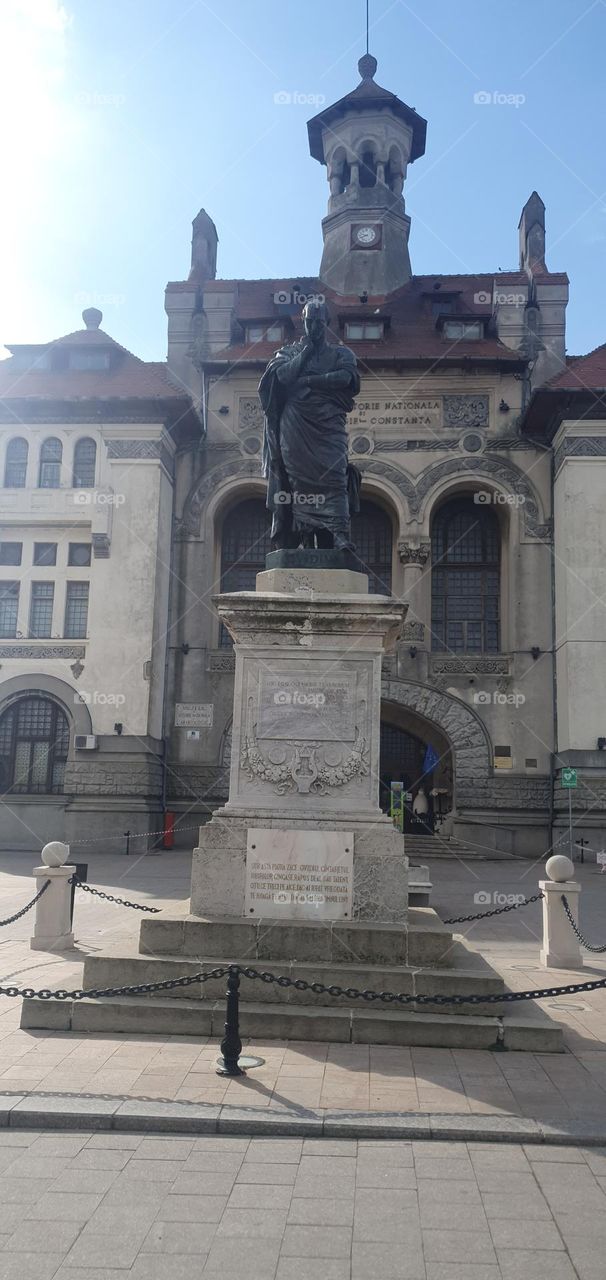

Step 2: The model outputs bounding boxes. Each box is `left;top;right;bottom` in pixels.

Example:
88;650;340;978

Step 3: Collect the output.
431;496;500;653
4;438;28;488
72;438;97;487
219;497;272;647
351;500;393;594
38;438;62;488
0;695;70;795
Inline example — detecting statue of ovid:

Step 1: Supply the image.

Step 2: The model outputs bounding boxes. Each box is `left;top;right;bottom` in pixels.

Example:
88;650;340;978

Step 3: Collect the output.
259;300;361;552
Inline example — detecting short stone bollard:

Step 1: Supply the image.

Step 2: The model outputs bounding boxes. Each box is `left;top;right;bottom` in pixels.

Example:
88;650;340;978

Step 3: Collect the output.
539;853;582;970
31;842;76;952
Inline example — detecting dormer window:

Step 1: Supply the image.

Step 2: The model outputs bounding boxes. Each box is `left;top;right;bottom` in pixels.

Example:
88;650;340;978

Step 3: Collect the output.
345;321;384;340
245;324;284;345
431;299;455;318
10;351;51;371
68;352;110;370
443;320;484;341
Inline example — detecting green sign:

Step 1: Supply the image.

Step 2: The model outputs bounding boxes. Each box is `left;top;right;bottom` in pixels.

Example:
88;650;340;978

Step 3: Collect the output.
561;767;578;789
390;781;404;833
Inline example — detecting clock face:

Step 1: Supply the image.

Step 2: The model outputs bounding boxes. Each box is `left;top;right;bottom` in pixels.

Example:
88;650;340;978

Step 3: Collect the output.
356;225;378;245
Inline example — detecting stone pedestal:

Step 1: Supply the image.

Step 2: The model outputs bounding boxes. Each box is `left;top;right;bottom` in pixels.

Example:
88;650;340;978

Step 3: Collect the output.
539;878;583;969
30;865;75;952
191;570;407;923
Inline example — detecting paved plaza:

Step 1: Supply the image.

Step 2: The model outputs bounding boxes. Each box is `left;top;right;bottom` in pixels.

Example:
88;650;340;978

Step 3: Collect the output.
1;850;606;1276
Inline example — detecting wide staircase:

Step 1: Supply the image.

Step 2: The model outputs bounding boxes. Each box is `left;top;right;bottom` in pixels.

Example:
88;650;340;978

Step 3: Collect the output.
21;906;562;1052
406;833;496;860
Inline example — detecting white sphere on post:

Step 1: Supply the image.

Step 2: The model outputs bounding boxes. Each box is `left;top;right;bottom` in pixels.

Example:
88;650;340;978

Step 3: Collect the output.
545;854;575;883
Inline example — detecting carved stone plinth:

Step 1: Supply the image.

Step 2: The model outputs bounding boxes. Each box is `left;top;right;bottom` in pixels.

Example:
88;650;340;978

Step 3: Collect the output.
189;570;408;922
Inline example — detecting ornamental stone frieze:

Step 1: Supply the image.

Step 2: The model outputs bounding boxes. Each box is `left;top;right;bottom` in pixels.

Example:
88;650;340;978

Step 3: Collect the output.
443;394;489;428
430;655;510;676
554;436;606;472
208;650;236;672
237;397;265;432
0;645;86;660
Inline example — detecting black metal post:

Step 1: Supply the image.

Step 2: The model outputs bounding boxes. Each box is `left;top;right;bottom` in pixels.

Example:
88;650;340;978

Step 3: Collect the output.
69;862;88;925
216;965;245;1076
124;830;130;856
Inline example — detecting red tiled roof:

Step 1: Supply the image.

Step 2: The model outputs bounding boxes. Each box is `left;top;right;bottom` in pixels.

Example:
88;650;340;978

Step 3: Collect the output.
0;355;188;401
203;273;530;366
547;343;606;390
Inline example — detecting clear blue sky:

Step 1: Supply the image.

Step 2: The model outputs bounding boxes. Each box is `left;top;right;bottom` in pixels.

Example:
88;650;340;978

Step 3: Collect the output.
2;0;605;359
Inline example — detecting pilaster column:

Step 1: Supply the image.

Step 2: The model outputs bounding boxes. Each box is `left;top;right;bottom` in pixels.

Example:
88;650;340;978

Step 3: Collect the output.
397;539;431;639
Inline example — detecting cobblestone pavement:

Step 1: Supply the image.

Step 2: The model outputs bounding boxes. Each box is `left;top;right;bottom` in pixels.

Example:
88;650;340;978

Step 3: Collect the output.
0;852;605;1123
0;1128;602;1280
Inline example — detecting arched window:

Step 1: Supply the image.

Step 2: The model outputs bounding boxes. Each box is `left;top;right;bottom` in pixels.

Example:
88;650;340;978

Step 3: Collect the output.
359;148;377;188
4;438;28;488
431;496;500;653
219;497;272;647
351;500;393;594
38;438;62;489
72;438;96;487
0;695;70;795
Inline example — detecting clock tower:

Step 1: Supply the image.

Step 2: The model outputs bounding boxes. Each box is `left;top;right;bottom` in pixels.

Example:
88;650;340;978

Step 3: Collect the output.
307;54;427;297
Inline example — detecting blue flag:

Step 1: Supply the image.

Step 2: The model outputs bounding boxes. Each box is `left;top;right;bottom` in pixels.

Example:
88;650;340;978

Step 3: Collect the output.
422;744;439;776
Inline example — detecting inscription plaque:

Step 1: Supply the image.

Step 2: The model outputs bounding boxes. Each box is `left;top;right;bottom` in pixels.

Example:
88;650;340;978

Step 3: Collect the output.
348;398;441;431
245;828;354;920
257;672;355;742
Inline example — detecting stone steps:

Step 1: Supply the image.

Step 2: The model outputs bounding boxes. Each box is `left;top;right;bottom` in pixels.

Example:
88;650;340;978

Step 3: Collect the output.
138;908;455;968
76;942;507;1017
20;993;563;1051
405;835;481;859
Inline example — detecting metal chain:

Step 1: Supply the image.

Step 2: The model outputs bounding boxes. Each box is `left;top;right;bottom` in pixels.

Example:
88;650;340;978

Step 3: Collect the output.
68;824;202;848
0;879;51;928
69;876;161;914
443;891;544;925
561;894;606;953
11;960;606;1008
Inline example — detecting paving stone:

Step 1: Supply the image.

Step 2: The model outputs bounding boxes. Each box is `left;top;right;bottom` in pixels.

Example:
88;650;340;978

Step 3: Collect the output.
419;1198;489;1231
5;1220;83;1253
131;1259;206;1280
353;1187;421;1241
228;1183;292;1209
276;1261;350;1280
0;1257;68;1280
0;1203;36;1232
523;1144;586;1163
481;1190;552;1219
415;1155;475;1180
70;1148;133;1170
236;1162;298;1185
172;1171;237;1196
118;1158;184;1182
216;1208;289;1239
64;1234;149;1270
26;1191;104;1222
3;1155;71;1180
352;1241;425;1280
144;1221;218;1254
0;1178;52;1203
183;1151;244;1173
85;1134;143;1150
561;1234;606;1280
28;1135;89;1157
193;1137;250;1152
245;1139;303;1162
489;1218;564;1249
287;1197;354;1226
202;1237;281;1279
134;1138;196;1159
425;1266;500;1280
54;1270;130;1280
301;1140;356;1157
293;1173;355;1199
417;1179;483;1208
497;1250;579;1279
280;1225;352;1258
155;1193;228;1223
298;1155;356;1175
355;1163;417;1188
51;1168;121;1195
422;1228;497;1263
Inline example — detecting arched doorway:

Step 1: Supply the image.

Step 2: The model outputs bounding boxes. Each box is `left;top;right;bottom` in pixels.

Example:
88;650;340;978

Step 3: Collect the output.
380;702;453;834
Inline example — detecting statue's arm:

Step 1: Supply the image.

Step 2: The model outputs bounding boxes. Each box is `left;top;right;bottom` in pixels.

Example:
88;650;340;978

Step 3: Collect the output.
274;343;312;387
302;369;354;389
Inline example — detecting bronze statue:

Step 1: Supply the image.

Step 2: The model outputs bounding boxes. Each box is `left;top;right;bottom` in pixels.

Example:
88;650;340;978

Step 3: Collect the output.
259;300;361;552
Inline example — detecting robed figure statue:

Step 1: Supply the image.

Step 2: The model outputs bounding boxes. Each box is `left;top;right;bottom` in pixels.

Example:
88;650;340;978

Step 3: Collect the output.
259;300;361;552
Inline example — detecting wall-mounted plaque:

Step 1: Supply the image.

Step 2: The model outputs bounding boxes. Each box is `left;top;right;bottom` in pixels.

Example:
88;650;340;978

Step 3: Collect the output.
245;828;354;921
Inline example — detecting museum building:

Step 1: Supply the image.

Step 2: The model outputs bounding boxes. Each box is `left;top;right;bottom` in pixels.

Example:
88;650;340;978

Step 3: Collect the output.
1;55;605;857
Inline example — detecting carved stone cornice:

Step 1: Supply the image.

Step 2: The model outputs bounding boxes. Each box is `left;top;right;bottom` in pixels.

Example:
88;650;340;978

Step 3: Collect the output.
0;644;86;660
430;655;510;676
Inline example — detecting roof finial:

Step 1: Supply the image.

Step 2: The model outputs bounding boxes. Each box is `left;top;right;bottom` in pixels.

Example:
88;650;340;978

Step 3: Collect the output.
358;0;377;78
366;0;369;53
82;307;102;330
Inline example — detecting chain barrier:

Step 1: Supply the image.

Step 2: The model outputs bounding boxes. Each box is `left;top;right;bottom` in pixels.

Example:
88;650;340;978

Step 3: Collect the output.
57;824;202;849
69;876;161;914
0;879;51;929
561;894;606;953
8;960;606;1008
443;892;544;925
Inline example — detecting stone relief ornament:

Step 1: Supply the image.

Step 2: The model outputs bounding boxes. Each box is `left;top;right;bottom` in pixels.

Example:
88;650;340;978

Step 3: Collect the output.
238;397;265;433
431;656;510;676
241;730;370;796
402;621;425;642
443;395;490;428
397;540;431;566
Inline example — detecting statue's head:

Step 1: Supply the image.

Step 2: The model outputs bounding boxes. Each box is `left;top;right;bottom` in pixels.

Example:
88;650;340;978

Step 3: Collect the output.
303;299;330;344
